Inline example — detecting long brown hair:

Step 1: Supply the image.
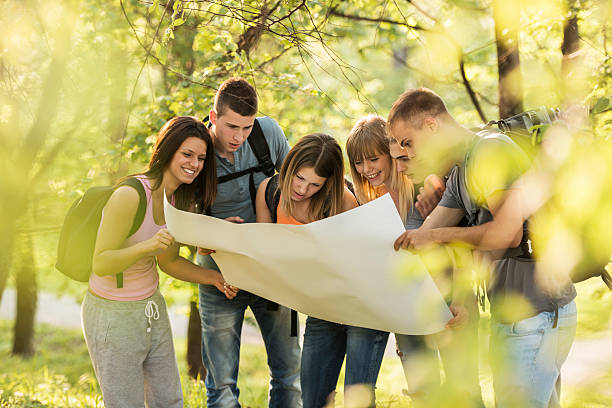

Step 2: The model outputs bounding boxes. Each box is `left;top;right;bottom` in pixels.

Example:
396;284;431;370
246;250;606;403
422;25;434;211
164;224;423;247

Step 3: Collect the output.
346;115;413;223
143;116;216;212
278;133;345;221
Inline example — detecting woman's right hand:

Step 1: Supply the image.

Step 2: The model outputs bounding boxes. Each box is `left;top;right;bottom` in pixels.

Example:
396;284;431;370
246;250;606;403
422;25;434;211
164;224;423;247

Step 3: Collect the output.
212;273;239;299
144;229;175;256
198;247;216;256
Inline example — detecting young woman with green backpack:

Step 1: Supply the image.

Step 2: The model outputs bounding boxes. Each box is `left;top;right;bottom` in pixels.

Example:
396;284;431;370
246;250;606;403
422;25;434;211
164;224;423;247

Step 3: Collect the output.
82;116;238;408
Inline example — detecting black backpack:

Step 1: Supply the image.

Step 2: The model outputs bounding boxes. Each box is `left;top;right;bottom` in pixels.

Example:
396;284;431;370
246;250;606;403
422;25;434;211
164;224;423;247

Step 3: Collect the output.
56;177;146;288
203;117;276;213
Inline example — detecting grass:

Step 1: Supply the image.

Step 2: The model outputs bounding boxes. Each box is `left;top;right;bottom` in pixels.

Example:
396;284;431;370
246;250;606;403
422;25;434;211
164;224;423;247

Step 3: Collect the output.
1;279;612;407
0;319;273;408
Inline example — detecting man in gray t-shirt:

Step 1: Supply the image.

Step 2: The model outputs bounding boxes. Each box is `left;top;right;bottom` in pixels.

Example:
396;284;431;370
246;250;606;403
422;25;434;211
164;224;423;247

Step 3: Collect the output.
388;88;576;408
196;78;300;408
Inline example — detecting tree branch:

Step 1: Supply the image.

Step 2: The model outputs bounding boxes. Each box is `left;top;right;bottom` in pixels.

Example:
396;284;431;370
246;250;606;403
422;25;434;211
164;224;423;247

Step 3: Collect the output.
255;46;295;70
459;58;487;122
329;8;425;30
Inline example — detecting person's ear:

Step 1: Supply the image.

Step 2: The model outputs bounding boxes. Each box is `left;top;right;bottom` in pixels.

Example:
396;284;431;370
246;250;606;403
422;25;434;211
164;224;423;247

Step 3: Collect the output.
423;116;438;132
209;109;217;125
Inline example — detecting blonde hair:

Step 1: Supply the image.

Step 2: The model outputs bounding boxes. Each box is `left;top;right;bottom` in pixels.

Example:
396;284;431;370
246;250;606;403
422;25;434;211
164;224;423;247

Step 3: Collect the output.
278;134;345;221
346;115;413;223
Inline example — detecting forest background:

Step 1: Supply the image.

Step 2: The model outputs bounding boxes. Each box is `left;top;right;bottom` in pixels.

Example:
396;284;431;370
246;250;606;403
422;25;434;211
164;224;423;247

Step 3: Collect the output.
0;0;611;406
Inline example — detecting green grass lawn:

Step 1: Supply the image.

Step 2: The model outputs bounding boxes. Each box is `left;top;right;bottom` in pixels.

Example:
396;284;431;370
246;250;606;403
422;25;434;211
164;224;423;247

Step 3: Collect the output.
1;278;612;407
0;318;415;407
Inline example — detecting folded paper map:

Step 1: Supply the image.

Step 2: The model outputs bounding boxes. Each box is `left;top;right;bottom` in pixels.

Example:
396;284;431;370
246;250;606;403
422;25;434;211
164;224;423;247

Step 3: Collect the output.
164;193;452;334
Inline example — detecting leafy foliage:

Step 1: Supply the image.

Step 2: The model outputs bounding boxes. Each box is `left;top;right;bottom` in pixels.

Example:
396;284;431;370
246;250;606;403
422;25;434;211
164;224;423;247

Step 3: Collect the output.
0;0;611;403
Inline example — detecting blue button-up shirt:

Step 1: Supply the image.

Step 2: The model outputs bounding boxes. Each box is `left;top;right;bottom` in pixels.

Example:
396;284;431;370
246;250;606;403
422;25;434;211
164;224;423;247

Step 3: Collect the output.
199;116;291;271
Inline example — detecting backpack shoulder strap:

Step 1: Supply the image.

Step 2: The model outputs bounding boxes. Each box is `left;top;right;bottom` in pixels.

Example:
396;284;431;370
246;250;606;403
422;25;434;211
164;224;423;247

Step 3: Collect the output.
264;174;281;223
344;178;355;196
113;177;147;288
117;177;147;236
247;119;275;177
216;119;276;184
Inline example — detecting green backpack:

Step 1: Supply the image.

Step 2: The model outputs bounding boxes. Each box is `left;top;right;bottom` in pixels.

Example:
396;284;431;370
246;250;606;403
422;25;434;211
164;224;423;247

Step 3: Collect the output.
56;177;146;288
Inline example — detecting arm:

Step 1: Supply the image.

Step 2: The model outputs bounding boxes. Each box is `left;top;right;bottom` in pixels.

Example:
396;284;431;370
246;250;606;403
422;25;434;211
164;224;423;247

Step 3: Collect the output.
415;174;446;218
428;188;524;250
92;186;171;277
394;205;465;251
430;137;528;250
255;177;273;223
157;243;238;299
395;189;523;251
397;137;528;251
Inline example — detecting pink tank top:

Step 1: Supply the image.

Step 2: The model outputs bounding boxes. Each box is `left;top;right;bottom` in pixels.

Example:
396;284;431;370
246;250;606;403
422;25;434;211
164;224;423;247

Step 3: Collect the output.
89;176;170;301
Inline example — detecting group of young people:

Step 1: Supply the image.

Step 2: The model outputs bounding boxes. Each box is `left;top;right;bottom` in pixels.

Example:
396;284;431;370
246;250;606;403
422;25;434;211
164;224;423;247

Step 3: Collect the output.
82;77;577;408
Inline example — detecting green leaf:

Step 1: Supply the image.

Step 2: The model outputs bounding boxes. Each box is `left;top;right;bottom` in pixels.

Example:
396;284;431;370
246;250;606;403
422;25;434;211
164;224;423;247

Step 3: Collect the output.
592;97;610;114
172;18;185;28
149;0;159;14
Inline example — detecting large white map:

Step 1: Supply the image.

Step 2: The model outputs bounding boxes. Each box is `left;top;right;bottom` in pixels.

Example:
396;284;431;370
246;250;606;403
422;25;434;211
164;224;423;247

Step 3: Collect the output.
164;193;452;335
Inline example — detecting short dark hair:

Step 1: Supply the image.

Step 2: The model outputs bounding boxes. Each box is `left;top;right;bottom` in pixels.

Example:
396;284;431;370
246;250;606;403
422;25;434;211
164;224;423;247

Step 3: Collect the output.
388;88;449;129
214;77;258;117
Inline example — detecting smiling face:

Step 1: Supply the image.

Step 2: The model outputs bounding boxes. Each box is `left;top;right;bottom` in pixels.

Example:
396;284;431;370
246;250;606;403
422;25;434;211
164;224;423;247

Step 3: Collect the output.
210;107;256;157
166;137;207;185
353;152;392;188
290;166;327;202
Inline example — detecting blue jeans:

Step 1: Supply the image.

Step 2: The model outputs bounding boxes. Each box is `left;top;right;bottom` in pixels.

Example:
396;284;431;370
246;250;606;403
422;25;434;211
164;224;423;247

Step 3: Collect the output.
490;300;577;408
199;284;302;408
300;316;389;408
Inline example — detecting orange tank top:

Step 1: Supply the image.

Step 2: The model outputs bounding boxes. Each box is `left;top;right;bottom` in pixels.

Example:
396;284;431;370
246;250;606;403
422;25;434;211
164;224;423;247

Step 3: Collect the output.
276;200;305;225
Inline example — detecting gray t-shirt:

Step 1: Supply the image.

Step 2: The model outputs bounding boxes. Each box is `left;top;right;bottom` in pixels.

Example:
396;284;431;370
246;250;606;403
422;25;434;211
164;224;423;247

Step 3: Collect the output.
198;116;290;272
404;202;425;231
439;135;576;322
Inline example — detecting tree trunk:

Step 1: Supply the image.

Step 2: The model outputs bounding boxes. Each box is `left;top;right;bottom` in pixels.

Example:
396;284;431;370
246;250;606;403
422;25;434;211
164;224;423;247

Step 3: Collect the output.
0;217;16;304
187;299;207;380
492;0;524;118
12;231;38;357
185;246;206;381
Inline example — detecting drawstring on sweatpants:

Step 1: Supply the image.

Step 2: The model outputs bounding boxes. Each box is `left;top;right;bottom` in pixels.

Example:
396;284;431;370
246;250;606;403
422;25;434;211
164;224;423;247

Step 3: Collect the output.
145;300;160;333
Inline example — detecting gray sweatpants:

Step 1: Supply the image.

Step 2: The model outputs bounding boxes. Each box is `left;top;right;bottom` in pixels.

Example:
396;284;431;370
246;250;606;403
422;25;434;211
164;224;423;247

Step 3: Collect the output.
81;289;183;408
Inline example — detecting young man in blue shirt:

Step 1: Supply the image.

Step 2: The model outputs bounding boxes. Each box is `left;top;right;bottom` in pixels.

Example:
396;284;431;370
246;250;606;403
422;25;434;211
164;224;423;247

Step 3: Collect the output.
197;78;300;408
